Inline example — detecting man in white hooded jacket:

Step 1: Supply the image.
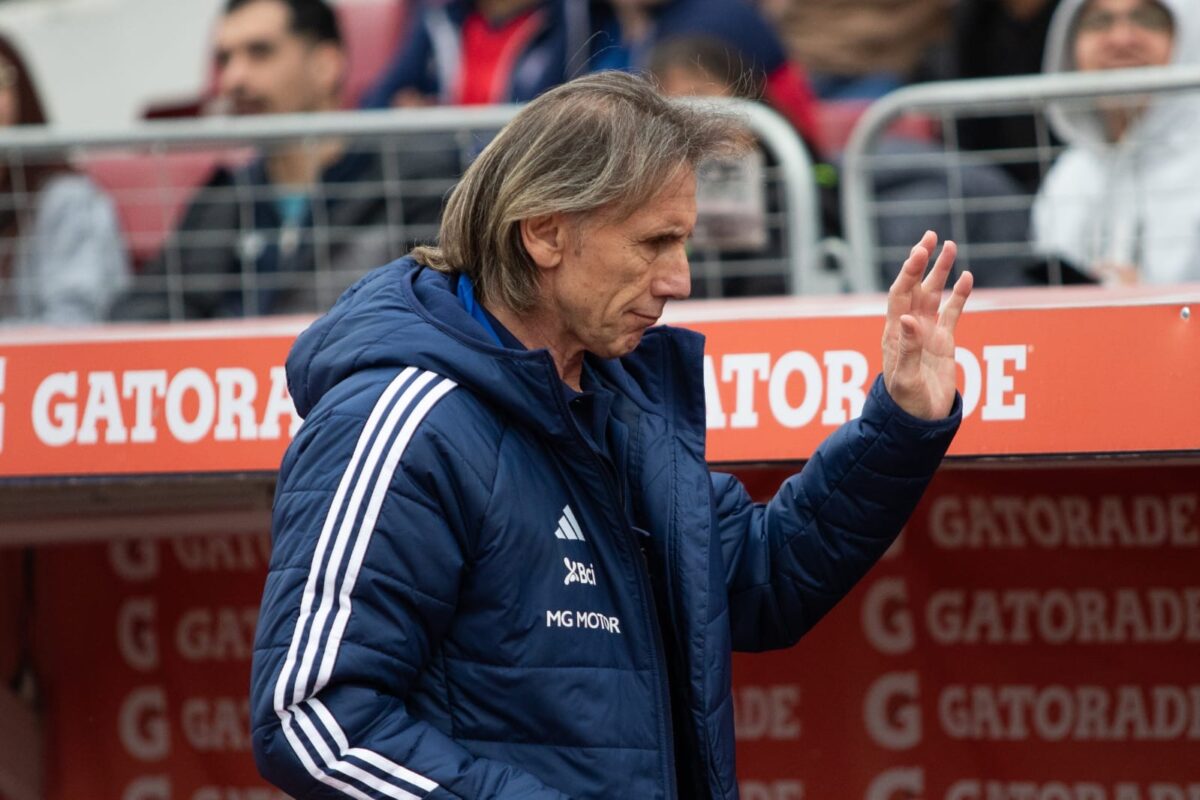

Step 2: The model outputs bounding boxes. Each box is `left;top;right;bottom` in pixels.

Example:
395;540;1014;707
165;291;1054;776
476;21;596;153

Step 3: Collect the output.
1032;0;1200;285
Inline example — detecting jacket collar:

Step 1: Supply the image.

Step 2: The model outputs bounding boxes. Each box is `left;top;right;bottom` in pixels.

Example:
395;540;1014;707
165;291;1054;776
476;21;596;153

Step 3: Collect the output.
287;257;708;454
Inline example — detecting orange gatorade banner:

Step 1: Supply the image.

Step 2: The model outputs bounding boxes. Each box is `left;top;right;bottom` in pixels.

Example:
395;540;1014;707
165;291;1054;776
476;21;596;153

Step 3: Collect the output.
0;320;303;479
29;464;1199;799
687;287;1200;462
732;464;1200;800
0;287;1197;479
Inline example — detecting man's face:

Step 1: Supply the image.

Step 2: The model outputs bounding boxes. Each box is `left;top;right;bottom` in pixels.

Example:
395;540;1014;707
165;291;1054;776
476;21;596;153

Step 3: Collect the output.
214;0;339;115
543;169;697;360
1073;0;1174;72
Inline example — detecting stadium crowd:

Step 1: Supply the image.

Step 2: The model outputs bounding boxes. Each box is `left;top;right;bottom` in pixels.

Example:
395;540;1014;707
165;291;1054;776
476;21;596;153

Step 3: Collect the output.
0;0;1196;322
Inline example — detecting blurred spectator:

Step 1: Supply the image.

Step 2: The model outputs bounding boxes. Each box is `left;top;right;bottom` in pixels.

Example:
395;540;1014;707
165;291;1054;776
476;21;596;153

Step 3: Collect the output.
364;0;823;154
951;0;1062;192
113;0;456;321
762;0;952;99
648;36;783;296
362;0;590;108
0;35;129;323
590;0;824;154
1032;0;1199;285
649;34;764;98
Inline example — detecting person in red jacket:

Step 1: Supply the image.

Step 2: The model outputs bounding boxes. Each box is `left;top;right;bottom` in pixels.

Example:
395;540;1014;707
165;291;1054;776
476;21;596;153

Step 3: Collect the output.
365;0;824;156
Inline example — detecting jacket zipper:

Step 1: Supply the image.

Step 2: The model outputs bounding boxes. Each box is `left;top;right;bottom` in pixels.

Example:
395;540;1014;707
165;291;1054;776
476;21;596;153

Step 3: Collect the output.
592;455;679;800
553;376;679;799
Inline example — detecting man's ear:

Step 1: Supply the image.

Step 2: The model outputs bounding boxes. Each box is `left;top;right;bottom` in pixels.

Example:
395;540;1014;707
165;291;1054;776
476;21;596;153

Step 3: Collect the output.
311;42;347;100
520;214;568;271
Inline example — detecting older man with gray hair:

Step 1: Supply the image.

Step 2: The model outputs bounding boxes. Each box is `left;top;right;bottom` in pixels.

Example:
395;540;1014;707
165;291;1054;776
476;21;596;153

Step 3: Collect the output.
250;72;972;799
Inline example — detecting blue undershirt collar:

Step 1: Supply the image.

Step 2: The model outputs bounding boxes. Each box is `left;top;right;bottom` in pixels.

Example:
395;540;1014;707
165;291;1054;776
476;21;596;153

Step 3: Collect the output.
455;273;507;348
454;273;616;458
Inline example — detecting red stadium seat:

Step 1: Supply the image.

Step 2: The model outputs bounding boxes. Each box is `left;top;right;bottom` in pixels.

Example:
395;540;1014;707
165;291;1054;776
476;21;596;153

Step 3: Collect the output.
816;100;939;154
82;149;253;266
337;0;410;108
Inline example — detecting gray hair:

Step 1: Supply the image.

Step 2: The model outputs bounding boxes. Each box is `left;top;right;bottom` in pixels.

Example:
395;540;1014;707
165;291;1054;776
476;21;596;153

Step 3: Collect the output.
411;70;752;312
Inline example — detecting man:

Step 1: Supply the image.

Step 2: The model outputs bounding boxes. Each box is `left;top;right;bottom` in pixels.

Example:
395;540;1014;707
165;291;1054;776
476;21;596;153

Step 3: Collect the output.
1032;0;1200;285
113;0;456;320
250;72;972;798
362;0;592;109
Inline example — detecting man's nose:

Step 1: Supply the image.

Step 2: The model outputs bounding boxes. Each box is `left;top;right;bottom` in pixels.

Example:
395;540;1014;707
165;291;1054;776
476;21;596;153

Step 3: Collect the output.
217;54;247;97
652;248;692;301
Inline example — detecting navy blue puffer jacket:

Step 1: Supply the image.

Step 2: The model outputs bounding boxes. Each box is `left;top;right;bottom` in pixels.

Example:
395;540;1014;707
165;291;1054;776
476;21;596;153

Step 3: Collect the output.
250;258;960;799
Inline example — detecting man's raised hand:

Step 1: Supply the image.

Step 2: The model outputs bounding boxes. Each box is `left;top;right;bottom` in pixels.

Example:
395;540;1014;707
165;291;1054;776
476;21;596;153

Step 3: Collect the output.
881;230;973;420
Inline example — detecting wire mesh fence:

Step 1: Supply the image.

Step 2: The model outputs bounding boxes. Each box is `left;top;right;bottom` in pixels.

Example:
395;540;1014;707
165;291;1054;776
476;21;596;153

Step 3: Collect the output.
0;100;826;323
839;64;1200;293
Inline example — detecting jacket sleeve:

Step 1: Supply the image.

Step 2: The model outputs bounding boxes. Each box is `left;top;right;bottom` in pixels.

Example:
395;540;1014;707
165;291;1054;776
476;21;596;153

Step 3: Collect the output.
361;18;436;109
251;385;573;800
762;62;824;158
26;176;131;323
715;374;960;652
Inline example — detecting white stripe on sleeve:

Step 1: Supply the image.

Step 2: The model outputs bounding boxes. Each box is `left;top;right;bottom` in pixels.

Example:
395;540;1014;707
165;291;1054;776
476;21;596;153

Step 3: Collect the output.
272;369;456;799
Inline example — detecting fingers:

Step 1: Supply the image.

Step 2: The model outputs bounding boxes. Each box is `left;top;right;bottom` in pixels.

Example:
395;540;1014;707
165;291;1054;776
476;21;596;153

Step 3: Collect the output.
888;231;937;318
938;269;974;333
895;232;937;286
921;239;958;295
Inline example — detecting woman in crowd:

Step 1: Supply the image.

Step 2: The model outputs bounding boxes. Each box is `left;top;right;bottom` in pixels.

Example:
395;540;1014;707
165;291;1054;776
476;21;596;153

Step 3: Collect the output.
0;34;128;323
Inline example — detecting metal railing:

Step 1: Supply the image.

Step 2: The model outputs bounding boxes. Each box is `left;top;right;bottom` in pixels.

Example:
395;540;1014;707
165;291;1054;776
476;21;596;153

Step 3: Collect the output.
0;100;826;323
840;64;1200;293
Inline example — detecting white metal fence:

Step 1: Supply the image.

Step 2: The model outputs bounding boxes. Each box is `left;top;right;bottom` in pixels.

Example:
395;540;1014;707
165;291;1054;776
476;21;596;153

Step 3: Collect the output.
10;69;1198;322
839;64;1200;293
0;100;827;323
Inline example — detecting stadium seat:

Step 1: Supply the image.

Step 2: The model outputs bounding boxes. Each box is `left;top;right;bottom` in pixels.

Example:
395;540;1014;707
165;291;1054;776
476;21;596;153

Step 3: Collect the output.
82;149;253;266
337;0;410;108
816;99;938;154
